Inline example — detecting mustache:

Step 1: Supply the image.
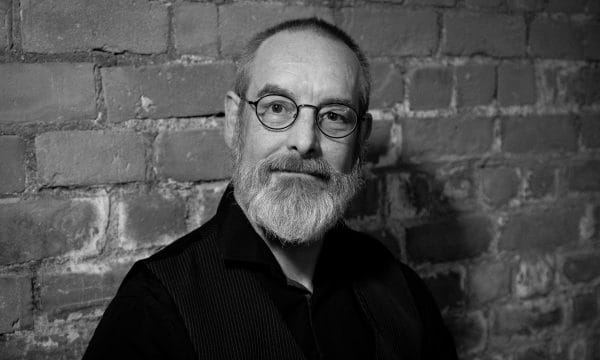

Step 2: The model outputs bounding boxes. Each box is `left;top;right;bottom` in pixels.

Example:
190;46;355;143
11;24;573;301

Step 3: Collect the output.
263;154;333;181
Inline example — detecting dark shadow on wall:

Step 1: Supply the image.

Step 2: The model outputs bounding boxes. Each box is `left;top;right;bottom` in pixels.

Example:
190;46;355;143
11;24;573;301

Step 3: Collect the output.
347;148;489;356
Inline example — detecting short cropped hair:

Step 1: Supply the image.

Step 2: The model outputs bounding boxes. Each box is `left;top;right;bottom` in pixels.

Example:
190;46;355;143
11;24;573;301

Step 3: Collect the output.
233;18;371;116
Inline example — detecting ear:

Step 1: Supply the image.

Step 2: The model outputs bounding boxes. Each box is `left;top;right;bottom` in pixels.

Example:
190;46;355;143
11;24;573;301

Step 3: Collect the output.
224;91;241;149
358;112;372;146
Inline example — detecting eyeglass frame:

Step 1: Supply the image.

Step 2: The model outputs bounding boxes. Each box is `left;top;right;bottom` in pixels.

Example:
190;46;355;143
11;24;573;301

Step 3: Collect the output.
242;93;364;139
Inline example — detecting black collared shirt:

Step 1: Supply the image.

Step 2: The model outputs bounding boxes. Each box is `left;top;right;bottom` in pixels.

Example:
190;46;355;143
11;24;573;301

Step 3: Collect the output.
85;189;373;360
84;188;458;360
218;191;373;360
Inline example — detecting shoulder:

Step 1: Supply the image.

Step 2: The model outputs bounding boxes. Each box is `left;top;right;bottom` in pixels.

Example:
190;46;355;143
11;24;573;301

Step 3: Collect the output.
84;261;195;359
339;226;395;262
146;216;220;263
339;225;404;276
340;225;436;302
344;227;458;356
131;215;231;303
131;216;223;282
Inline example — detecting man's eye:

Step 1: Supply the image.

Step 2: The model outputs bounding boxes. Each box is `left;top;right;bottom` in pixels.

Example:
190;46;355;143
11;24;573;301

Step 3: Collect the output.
270;103;284;113
262;101;293;114
324;112;345;122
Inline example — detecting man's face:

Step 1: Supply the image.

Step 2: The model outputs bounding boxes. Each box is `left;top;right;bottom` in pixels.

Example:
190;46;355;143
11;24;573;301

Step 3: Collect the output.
240;30;363;176
226;30;369;244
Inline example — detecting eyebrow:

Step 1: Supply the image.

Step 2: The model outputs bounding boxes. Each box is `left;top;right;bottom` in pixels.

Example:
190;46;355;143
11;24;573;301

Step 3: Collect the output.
318;97;356;110
255;84;296;100
254;83;357;111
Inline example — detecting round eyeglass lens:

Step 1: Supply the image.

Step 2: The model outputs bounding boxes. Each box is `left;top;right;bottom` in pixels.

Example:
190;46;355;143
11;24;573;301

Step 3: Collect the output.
256;95;297;128
318;105;357;138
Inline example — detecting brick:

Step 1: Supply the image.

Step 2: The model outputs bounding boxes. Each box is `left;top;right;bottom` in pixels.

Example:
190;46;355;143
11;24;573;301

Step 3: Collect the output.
583;23;600;60
564;340;588;360
402;117;493;158
0;0;8;50
154;129;232;181
594;206;600;241
362;226;402;260
365;119;392;164
338;8;438;56
0;198;107;264
494;302;563;335
542;67;561;105
444;12;526;57
401;165;473;212
546;0;587;13
39;264;130;313
423;270;465;310
517;346;550;360
569;340;589;360
530;18;583;59
514;256;554;298
563;252;600;283
469;260;510;304
0;136;25;194
0;276;32;333
102;62;235;122
219;3;333;57
476;167;520;207
567;161;600;192
406;215;492;263
386;172;426;221
456;64;495;107
589;0;600;13
526;166;555;198
593;332;600;360
498;63;536;106
409;67;452;110
565;67;600;106
173;3;218;56
117;193;186;249
21;0;168;53
0;337;25;360
502;115;578;154
499;205;582;252
0;330;89;359
440;167;475;206
403;0;456;6
465;0;504;9
36;130;145;186
581;205;596;242
506;0;544;11
581;115;600;149
0;63;95;123
445;312;486;354
370;60;404;109
572;293;598;324
346;176;380;217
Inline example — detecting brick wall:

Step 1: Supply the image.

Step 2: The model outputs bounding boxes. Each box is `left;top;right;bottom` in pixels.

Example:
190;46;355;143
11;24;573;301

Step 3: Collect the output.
0;0;599;358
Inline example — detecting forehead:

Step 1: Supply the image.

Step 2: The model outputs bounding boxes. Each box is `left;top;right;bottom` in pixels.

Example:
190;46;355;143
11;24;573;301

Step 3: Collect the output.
247;30;361;102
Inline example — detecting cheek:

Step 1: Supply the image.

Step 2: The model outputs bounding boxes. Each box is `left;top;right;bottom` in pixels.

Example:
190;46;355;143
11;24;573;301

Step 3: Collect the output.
240;124;281;162
323;141;357;173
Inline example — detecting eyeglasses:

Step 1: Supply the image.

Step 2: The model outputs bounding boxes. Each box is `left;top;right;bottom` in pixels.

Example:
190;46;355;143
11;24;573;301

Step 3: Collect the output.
243;94;360;139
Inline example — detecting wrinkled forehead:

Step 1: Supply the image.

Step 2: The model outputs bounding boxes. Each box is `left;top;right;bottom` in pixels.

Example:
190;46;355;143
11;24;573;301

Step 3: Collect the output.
247;30;362;102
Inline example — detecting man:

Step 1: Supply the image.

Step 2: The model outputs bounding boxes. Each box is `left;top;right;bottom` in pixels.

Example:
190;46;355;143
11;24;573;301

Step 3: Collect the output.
83;18;457;359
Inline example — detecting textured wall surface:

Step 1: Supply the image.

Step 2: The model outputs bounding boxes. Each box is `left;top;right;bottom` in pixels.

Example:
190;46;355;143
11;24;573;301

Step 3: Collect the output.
0;0;599;359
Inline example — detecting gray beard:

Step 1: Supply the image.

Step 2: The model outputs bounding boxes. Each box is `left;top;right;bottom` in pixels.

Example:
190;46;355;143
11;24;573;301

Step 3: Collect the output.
232;152;363;245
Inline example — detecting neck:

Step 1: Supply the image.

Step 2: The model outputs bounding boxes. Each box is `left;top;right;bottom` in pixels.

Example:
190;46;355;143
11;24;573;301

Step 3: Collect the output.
263;235;323;293
233;189;323;293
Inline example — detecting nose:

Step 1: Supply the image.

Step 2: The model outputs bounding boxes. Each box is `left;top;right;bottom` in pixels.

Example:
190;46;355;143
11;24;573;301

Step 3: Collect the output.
285;105;320;157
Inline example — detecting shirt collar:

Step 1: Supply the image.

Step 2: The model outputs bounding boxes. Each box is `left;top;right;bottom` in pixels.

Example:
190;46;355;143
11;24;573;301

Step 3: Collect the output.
215;184;358;288
216;185;285;277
